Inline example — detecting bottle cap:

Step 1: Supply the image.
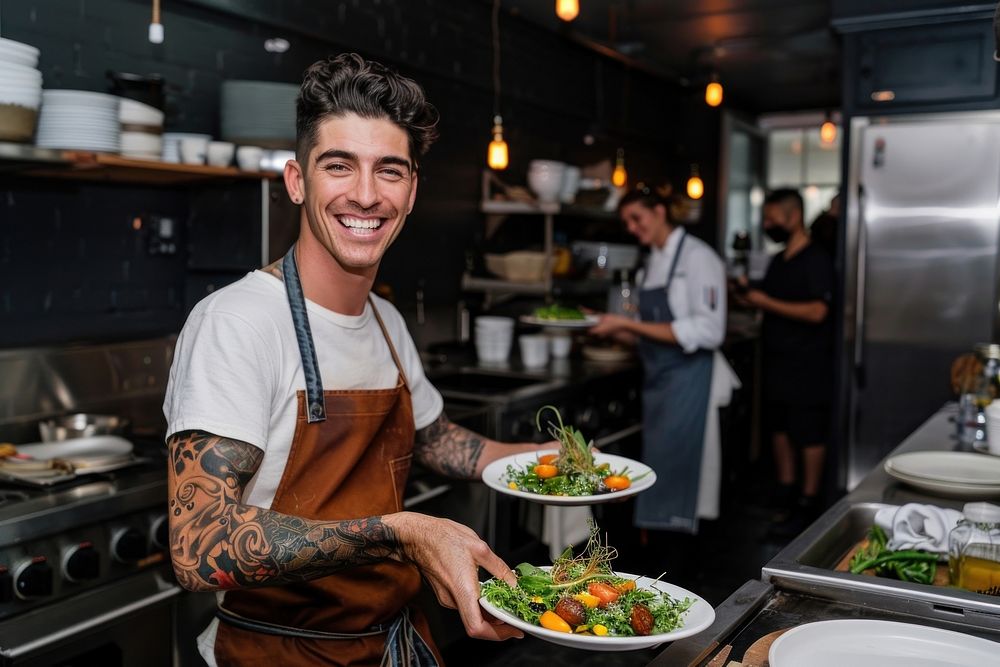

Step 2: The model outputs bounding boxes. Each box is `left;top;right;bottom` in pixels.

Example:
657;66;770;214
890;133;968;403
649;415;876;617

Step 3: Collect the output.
962;502;1000;523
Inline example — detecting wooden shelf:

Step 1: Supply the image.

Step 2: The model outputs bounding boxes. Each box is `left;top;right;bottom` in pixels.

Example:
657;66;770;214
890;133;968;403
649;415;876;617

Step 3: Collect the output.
0;143;276;185
461;273;549;295
480;199;559;215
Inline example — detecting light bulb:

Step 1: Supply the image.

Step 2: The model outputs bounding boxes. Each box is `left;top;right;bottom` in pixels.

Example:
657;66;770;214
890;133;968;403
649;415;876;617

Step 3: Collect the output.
487;116;508;170
687;175;704;200
612;148;626;187
556;0;579;22
820;120;837;145
705;81;723;107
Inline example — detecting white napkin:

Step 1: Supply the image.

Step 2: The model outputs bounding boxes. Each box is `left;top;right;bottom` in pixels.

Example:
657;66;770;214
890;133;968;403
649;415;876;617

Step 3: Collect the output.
873;503;964;554
541;505;593;561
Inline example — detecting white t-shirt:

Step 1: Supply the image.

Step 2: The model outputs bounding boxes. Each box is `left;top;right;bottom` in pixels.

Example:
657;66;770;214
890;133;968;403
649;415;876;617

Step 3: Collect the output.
637;228;727;353
163;270;443;510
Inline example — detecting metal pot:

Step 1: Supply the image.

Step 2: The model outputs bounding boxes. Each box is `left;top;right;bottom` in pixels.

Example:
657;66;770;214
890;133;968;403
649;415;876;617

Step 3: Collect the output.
106;70;166;110
38;413;130;442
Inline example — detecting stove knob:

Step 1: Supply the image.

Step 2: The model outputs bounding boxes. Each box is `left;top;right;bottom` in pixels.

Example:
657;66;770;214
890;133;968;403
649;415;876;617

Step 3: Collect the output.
111;527;148;563
14;557;53;600
63;543;101;583
150;515;170;551
0;567;12;603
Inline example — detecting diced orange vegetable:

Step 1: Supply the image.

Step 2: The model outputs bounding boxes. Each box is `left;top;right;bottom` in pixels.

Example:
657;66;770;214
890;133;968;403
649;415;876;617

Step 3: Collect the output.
533;463;558;479
539;610;572;633
586;582;620;608
573;592;601;608
538;453;559;465
603;475;631;491
507;482;518;489
592;624;609;636
614;579;636;593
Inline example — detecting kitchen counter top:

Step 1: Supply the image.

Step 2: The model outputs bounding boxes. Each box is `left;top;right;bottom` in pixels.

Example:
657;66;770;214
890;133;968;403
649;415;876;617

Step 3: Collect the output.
653;403;1000;665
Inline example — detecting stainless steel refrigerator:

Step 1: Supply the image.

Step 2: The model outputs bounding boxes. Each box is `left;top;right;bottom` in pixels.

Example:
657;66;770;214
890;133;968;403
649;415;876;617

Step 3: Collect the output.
843;112;1000;489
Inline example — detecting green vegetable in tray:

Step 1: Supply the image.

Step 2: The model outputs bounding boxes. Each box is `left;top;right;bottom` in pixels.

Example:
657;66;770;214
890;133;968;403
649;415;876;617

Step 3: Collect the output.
848;525;938;585
480;523;694;637
534;304;585;320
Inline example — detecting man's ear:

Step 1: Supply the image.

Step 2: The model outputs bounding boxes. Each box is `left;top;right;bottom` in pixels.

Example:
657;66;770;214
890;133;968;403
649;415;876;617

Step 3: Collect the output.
284;159;305;205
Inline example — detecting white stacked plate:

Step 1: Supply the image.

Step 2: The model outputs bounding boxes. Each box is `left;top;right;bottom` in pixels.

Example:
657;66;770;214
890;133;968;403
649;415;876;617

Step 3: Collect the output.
162;132;212;163
220;80;297;147
36;90;121;153
0;39;43;142
119;98;164;159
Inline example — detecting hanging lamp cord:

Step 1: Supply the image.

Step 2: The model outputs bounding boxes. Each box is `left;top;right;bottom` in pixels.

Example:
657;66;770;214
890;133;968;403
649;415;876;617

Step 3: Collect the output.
491;0;501;119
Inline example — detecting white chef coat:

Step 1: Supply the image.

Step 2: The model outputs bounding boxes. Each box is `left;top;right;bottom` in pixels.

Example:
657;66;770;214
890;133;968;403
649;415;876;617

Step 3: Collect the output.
637;227;727;353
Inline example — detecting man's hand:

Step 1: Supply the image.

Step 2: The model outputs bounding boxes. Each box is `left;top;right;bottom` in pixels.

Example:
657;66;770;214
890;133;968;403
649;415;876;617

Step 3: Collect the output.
588;313;634;337
387;512;523;641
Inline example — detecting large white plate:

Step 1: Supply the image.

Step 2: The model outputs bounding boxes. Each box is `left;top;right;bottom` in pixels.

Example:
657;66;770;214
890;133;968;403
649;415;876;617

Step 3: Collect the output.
883;469;1000;499
482;449;656;506
885;451;1000;485
769;619;1000;667
480;570;714;651
520;314;600;329
15;435;133;466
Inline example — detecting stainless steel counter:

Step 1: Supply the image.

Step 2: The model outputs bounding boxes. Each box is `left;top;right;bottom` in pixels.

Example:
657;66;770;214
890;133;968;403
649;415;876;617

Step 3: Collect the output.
653;403;1000;665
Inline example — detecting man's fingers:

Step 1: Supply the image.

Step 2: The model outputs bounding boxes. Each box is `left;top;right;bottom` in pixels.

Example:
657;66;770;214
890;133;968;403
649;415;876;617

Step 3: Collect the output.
475;546;516;587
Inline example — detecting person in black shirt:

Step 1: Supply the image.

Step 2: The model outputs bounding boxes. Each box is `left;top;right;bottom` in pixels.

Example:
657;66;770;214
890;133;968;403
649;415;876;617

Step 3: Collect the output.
736;188;834;534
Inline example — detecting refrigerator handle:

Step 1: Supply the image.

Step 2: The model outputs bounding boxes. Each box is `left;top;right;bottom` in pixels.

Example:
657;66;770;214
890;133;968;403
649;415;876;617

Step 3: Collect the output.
854;184;867;389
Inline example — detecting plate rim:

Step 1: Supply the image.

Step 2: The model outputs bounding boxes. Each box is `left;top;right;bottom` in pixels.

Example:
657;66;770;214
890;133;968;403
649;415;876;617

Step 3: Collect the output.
481;449;656;506
768;618;1000;666
885;451;1000;485
519;314;600;329
479;569;715;649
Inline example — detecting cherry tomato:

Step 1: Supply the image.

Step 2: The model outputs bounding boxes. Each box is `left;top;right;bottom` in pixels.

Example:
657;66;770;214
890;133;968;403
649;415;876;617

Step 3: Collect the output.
533;463;558;479
586;581;620;608
539;610;572;633
538;453;559;465
614;579;636;593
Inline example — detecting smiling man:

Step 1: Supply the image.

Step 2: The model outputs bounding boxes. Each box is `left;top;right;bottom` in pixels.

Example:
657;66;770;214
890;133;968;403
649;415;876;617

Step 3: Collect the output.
163;53;541;666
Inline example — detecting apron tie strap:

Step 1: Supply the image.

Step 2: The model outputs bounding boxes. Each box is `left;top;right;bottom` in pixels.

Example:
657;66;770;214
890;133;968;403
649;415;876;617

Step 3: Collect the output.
381;607;440;667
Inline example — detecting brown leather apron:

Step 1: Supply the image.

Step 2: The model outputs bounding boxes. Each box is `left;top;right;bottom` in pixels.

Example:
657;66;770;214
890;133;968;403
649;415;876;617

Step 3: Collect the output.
213;247;442;666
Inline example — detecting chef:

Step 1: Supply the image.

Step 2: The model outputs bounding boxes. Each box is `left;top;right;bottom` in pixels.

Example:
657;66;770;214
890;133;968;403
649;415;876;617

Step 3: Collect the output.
590;186;739;539
163;53;543;666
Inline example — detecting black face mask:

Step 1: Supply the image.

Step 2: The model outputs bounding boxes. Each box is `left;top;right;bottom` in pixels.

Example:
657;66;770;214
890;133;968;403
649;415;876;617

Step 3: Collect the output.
765;226;790;244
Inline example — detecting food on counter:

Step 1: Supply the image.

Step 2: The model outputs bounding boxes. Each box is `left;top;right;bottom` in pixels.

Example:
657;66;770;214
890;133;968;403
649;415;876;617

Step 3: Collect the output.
533;304;586;321
848;525;938;585
480;524;694;637
502;406;645;496
0;443;17;458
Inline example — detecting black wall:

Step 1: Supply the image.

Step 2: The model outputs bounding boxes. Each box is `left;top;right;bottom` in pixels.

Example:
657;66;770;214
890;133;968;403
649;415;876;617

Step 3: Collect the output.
1;0;720;347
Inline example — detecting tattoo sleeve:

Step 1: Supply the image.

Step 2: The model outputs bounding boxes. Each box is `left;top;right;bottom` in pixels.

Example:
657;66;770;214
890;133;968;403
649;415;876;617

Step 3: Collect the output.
167;430;399;592
413;412;485;479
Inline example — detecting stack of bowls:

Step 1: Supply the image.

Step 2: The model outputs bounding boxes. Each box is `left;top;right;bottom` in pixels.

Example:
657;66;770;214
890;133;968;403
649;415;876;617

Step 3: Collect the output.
527;160;567;204
119;98;164;159
0;38;42;142
36;90;121;153
220;80;297;148
161;132;212;163
475;316;515;364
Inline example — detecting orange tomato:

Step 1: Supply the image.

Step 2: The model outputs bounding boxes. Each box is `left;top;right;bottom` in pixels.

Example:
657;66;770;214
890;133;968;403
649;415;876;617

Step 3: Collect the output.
538;453;559;465
539;610;572;633
614;579;636;593
603;475;631;491
533;463;558;479
586;581;620;608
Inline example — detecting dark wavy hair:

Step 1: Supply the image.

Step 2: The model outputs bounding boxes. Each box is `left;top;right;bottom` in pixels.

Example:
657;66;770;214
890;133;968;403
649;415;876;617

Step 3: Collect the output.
296;53;440;167
618;183;675;221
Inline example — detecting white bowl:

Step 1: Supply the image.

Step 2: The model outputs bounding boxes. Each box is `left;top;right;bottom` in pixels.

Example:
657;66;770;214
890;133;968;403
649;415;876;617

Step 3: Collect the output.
0;38;40;68
0;89;41;109
528;159;567;172
548;332;573;358
528;169;564;204
119;98;164;126
236;145;264;171
207;140;235;167
121;131;163;154
179;136;209;164
0;60;42;79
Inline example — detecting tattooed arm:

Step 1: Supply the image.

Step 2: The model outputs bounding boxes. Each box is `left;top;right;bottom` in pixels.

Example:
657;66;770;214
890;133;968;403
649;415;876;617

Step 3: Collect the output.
413;411;547;479
167;429;522;640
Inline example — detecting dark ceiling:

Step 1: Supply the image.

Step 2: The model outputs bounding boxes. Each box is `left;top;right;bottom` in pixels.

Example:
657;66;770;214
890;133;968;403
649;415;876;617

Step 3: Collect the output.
507;0;840;113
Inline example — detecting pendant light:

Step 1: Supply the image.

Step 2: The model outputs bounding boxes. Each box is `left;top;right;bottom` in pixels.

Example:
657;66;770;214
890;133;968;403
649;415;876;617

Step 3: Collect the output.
486;0;508;170
148;0;164;43
612;148;627;187
820;112;837;145
704;74;723;107
556;0;580;22
686;164;704;200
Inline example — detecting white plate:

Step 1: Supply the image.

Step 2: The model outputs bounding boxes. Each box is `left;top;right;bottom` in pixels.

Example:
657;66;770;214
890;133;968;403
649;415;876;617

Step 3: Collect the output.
884;451;1000;485
769;619;1000;667
519;314;600;329
883;469;1000;498
482;449;656;506
15;435;133;465
479;570;714;651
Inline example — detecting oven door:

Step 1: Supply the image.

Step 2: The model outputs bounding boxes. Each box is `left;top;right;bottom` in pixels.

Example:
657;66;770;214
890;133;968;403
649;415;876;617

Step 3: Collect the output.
0;570;180;666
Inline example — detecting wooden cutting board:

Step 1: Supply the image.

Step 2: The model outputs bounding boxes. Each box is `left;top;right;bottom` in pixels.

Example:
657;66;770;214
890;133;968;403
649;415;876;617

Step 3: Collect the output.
739;629;789;667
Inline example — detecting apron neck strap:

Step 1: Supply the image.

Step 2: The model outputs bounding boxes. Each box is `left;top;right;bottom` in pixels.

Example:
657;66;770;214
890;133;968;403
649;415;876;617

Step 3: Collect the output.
665;228;687;291
368;297;410;389
282;244;327;423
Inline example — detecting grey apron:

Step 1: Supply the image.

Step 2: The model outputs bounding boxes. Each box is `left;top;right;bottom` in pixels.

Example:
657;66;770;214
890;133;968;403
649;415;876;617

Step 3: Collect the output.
634;229;714;534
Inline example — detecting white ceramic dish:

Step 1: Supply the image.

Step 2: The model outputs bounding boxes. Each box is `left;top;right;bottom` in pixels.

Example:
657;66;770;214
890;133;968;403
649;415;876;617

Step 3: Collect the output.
482;449;656;506
768;619;1000;667
885;451;1000;485
15;435;133;463
479;570;714;651
883;469;1000;498
520;314;600;329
